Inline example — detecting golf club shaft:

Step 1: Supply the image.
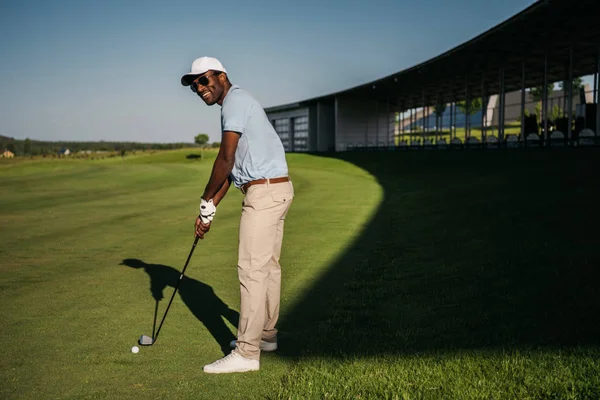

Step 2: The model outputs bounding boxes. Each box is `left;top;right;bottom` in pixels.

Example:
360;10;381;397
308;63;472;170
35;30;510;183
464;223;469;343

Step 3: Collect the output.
152;236;200;342
152;299;159;339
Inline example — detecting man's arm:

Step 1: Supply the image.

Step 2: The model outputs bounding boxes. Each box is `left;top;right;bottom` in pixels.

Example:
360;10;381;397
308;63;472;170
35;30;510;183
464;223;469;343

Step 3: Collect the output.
212;176;231;207
195;177;230;239
195;131;238;239
202;131;240;201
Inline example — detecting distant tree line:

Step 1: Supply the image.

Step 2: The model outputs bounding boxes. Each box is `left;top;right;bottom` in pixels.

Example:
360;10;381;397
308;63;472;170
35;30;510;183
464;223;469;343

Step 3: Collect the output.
0;135;218;157
195;133;220;148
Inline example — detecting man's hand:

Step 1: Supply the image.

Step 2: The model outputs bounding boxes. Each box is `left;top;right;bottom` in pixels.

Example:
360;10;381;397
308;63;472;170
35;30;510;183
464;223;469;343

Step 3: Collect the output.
195;216;211;239
199;198;216;224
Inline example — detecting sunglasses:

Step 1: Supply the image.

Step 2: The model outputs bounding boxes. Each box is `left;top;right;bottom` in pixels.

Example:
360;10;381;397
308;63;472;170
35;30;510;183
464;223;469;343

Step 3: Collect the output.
191;72;220;92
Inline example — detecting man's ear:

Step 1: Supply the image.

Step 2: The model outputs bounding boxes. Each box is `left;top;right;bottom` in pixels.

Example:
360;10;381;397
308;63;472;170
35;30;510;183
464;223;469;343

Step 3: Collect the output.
219;73;227;84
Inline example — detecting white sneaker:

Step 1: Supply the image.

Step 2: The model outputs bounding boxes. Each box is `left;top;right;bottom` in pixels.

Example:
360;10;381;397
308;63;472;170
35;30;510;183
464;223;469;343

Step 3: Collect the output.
203;351;259;374
229;339;278;352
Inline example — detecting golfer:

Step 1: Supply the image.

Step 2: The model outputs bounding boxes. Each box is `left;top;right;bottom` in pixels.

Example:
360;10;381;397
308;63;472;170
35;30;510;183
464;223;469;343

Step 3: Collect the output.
181;57;294;373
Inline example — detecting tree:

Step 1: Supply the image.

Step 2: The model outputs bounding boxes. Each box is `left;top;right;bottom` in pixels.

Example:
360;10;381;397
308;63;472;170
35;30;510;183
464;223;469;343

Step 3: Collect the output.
550;104;563;122
529;83;555;125
559;77;583;92
433;101;447;139
529;83;555;103
6;142;16;154
23;138;31;155
457;98;482;116
457;98;482;138
194;133;210;147
559;78;584;118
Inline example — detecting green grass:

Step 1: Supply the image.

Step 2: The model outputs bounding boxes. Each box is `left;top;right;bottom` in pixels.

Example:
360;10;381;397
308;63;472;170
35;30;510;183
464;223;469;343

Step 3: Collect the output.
1;147;600;399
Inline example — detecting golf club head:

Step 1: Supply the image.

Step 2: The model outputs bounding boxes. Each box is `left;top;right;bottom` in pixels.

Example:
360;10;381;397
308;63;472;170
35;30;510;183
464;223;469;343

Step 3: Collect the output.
139;335;154;346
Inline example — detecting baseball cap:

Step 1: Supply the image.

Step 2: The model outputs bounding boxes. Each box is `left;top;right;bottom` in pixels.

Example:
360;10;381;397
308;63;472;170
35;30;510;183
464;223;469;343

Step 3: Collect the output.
181;57;227;86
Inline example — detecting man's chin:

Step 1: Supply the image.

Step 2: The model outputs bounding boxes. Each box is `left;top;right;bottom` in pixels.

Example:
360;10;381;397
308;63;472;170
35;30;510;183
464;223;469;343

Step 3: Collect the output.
200;96;217;106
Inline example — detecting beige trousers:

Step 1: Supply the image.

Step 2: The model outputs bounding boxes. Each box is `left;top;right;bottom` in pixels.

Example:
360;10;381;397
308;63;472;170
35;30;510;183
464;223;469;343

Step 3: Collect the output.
235;180;294;360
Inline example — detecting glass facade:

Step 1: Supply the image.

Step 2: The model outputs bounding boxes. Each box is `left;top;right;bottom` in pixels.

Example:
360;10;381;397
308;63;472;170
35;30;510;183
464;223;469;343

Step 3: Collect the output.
271;114;309;152
292;115;309;152
273;119;290;151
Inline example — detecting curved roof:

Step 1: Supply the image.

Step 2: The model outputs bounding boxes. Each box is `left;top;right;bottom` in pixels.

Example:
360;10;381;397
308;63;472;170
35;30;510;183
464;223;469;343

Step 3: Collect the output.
266;0;599;111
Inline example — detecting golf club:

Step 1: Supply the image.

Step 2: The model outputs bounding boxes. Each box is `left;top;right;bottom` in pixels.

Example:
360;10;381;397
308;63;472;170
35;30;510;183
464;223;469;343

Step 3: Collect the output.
152;299;159;339
139;236;200;346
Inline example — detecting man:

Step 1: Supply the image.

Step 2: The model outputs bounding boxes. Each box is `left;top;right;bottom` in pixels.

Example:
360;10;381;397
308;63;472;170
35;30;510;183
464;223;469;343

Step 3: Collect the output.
181;57;294;374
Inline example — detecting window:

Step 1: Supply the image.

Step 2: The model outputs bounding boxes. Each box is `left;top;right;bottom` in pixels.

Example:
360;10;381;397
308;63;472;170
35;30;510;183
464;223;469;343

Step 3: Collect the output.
292;115;309;151
273;118;290;151
271;114;309;152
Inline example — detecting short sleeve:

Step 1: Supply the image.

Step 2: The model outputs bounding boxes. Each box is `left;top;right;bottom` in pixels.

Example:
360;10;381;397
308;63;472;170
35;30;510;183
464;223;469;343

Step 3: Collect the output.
221;92;250;135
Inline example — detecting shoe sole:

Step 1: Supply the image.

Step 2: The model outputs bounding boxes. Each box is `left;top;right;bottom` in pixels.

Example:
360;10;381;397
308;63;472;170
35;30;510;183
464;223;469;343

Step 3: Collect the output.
203;366;259;374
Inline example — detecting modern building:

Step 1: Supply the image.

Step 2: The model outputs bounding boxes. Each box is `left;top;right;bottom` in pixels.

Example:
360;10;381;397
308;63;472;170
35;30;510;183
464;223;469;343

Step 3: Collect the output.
266;101;335;153
265;0;600;152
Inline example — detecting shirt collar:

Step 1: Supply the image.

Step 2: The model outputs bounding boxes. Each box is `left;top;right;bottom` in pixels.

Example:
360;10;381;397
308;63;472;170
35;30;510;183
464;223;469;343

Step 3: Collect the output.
222;85;240;104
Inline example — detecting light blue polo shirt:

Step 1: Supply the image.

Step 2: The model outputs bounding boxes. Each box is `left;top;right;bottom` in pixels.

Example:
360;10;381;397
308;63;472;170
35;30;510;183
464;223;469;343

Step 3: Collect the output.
221;85;288;188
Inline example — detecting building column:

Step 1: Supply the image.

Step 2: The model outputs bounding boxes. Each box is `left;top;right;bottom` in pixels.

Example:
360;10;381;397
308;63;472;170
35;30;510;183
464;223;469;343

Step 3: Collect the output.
481;77;486;144
424;98;428;139
452;90;457;139
334;96;338;151
449;93;453;140
408;107;413;138
288;117;294;152
499;67;506;142
596;45;600;137
364;114;368;148
436;94;440;141
375;101;379;148
567;44;574;142
400;104;405;143
542;51;549;143
386;100;390;147
422;91;426;143
563;68;568;116
406;106;409;141
595;58;599;104
521;62;526;146
316;102;321;152
465;81;469;139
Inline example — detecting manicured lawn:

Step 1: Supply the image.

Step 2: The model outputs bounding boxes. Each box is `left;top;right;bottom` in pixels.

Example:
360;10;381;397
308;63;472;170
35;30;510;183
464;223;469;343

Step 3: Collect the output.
1;147;599;399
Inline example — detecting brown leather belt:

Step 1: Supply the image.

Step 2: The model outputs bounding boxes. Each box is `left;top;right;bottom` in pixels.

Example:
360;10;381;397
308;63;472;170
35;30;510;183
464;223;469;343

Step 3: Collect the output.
241;176;290;194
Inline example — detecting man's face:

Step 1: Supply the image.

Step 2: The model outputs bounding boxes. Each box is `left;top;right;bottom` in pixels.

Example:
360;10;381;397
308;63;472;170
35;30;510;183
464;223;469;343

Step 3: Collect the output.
191;71;224;106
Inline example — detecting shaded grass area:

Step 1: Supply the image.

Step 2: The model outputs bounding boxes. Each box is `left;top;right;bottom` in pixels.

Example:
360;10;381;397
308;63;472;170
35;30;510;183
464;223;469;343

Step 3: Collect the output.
277;349;600;399
274;148;600;398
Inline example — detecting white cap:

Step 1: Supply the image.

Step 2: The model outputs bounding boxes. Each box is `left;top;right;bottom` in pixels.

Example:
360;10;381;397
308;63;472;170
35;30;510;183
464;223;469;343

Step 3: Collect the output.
181;57;227;86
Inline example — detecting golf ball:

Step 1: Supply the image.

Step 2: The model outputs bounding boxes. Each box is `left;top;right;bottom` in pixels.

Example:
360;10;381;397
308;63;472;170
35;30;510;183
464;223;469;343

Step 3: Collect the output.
131;346;139;354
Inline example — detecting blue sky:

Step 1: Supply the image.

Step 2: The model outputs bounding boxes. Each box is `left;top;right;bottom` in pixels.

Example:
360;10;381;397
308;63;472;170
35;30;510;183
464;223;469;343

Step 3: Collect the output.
0;0;541;143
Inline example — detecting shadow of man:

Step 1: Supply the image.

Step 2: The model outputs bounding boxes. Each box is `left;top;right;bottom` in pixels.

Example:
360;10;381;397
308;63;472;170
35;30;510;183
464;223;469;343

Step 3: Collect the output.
121;258;239;355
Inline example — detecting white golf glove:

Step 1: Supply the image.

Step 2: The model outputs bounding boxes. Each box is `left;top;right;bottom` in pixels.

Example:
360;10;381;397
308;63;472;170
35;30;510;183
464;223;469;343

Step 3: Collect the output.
199;198;216;224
